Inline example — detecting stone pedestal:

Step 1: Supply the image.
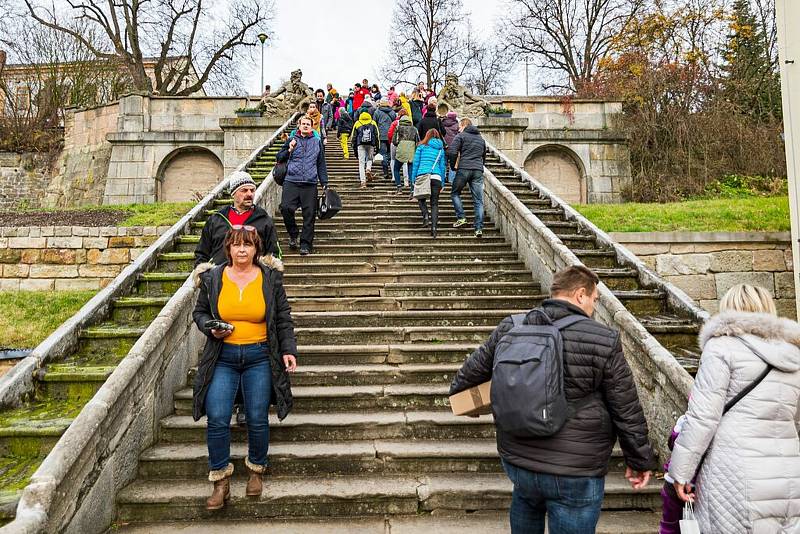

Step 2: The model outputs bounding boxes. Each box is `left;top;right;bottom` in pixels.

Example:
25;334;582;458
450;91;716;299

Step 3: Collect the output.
474;117;528;164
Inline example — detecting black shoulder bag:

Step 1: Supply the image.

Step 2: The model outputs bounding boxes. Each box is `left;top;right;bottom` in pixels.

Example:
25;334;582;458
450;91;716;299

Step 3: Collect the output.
693;335;774;478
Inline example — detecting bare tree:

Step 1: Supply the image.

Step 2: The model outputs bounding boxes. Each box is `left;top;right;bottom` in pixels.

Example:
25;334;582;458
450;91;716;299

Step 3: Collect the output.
381;0;468;91
506;0;644;94
461;28;513;95
23;0;274;96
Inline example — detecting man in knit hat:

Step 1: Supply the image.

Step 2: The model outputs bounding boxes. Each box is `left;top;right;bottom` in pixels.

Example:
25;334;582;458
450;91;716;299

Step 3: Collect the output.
193;170;280;267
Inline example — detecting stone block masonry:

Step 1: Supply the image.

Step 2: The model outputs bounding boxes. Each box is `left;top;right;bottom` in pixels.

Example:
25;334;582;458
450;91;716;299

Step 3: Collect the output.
0;225;171;290
0;152;53;210
613;232;796;318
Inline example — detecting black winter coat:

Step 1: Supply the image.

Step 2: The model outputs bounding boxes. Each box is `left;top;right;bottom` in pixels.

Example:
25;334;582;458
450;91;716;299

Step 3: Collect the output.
192;257;297;421
193;206;279;267
417;109;446;143
447;125;486;171
337;111;354;136
449;299;658;477
373;106;396;140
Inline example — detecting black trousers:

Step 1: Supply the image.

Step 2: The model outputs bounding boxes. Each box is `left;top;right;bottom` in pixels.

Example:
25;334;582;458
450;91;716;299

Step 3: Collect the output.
418;180;442;230
280;182;318;249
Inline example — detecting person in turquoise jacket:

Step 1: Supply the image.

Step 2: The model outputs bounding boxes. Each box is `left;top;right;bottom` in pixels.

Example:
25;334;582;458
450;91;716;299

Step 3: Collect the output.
411;130;447;238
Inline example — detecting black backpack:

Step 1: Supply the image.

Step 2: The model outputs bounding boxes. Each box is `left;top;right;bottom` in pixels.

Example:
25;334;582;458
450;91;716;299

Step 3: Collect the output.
273;161;287;186
491;310;588;438
359;124;374;145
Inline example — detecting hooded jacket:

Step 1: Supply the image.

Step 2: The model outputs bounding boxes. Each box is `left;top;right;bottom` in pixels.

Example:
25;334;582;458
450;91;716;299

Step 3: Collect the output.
351;112;380;152
373;105;396;140
417;108;446;142
392;115;419;163
277;132;329;187
191;256;297;421
353;86;370;112
450;299;657;478
337;109;354;136
447;124;486;171
668;311;800;533
193;205;279;268
399;95;413;122
387;89;398;107
441;112;460;146
411;137;446;183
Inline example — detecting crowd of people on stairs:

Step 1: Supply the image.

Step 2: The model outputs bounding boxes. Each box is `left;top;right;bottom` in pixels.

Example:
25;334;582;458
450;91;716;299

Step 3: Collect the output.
183;77;800;534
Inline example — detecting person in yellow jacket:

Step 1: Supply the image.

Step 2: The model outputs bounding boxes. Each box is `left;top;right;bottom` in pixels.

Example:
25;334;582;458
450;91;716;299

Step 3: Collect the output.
350;111;380;188
399;93;412;123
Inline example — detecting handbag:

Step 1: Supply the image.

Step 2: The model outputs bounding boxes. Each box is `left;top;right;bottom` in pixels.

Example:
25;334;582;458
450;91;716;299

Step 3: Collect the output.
318;187;342;220
413;149;443;200
273;161;287;186
679;502;701;534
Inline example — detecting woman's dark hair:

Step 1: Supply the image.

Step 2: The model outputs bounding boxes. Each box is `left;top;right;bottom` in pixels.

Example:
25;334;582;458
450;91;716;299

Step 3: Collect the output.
224;227;262;265
420;129;441;145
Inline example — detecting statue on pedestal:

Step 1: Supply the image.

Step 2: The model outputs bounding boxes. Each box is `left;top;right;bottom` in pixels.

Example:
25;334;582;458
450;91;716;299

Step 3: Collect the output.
259;69;313;117
436;72;490;118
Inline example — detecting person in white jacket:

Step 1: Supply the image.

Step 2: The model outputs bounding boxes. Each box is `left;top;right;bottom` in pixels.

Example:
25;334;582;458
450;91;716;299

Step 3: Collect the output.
668;283;800;533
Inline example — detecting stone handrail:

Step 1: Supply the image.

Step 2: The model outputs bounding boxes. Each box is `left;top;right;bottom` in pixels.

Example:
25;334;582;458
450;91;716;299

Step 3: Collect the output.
485;142;710;324
481;146;697;463
1;113;298;534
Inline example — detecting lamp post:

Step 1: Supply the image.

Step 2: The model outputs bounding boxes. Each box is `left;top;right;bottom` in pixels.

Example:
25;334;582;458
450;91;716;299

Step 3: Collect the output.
257;33;268;96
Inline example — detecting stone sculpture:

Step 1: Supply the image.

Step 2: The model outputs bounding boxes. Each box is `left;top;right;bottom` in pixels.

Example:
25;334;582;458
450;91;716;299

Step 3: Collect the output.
259;69;314;117
436;72;489;118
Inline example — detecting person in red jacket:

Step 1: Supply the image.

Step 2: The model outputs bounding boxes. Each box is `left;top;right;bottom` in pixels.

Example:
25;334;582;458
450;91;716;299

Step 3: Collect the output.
352;82;370;114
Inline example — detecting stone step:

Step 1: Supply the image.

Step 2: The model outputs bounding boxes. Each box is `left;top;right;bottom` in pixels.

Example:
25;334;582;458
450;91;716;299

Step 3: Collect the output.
34;363;112;402
285;343;478;365
594;268;641;291
614;290;667;315
275;363;461;386
286;281;539;299
287;294;545;312
111;511;662;534
639;315;701;351
173;383;452;414
293;325;496;345
284;271;533;286
115;472;659;522
137;439;502;479
158;411;496;443
112;296;170;324
572;249;618;269
291;309;523;328
277;260;526;275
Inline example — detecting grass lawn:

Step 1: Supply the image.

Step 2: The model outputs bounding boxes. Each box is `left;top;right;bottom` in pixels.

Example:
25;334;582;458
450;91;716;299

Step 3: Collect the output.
117;202;195;226
0;291;96;349
574;196;790;233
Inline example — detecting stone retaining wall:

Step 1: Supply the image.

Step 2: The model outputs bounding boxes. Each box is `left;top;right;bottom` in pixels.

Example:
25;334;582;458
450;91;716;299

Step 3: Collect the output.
612;232;796;318
0;226;170;291
0;152;52;210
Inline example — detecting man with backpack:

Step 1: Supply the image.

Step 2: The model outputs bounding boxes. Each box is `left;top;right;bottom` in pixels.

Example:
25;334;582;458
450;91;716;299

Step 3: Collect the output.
373;98;396;179
351;111;380;188
449;265;657;533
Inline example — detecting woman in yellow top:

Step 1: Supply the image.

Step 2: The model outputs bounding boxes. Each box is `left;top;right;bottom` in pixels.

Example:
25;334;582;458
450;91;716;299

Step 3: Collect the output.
192;226;297;510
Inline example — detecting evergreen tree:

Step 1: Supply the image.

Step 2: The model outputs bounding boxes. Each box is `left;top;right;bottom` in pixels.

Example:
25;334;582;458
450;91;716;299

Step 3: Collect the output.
720;0;782;122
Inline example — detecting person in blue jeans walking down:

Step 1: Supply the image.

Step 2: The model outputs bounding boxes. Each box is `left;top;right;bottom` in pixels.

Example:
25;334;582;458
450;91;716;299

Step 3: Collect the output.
192;227;297;511
449;266;657;533
447;118;487;238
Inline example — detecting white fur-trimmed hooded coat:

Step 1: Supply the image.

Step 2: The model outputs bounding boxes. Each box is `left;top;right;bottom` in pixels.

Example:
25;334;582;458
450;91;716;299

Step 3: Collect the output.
668;311;800;533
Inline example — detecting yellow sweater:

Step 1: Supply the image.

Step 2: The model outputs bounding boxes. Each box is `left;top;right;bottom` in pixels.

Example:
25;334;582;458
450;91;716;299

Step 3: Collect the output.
218;270;267;345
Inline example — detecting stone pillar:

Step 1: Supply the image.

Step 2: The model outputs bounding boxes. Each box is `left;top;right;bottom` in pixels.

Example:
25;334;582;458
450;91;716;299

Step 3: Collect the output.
473;117;528;165
220;117;287;175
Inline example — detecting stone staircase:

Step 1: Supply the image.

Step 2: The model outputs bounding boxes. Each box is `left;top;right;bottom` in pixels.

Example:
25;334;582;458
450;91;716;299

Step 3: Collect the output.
484;152;702;373
0;128;293;527
111;140;662;531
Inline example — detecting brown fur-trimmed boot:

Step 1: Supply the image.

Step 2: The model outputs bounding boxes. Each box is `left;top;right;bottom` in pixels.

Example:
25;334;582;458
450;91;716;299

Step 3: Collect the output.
206;463;233;510
245;458;266;497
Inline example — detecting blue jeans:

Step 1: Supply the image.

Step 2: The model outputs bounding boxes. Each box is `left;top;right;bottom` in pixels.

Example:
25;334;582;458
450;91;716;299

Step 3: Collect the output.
451;169;484;230
393;158;412;187
502;459;604;534
205;342;271;471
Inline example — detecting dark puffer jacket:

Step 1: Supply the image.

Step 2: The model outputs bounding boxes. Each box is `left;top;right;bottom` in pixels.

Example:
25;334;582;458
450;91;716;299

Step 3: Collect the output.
449;299;657;477
417;109;446;142
373;105;396;140
447;124;486;171
191;256;297;421
193;206;279;267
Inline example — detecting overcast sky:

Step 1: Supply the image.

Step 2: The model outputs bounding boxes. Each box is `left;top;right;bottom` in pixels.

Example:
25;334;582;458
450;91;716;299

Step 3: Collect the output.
242;0;529;96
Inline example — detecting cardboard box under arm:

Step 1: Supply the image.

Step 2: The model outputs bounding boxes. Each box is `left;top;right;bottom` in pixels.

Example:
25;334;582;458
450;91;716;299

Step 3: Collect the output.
449;380;492;416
